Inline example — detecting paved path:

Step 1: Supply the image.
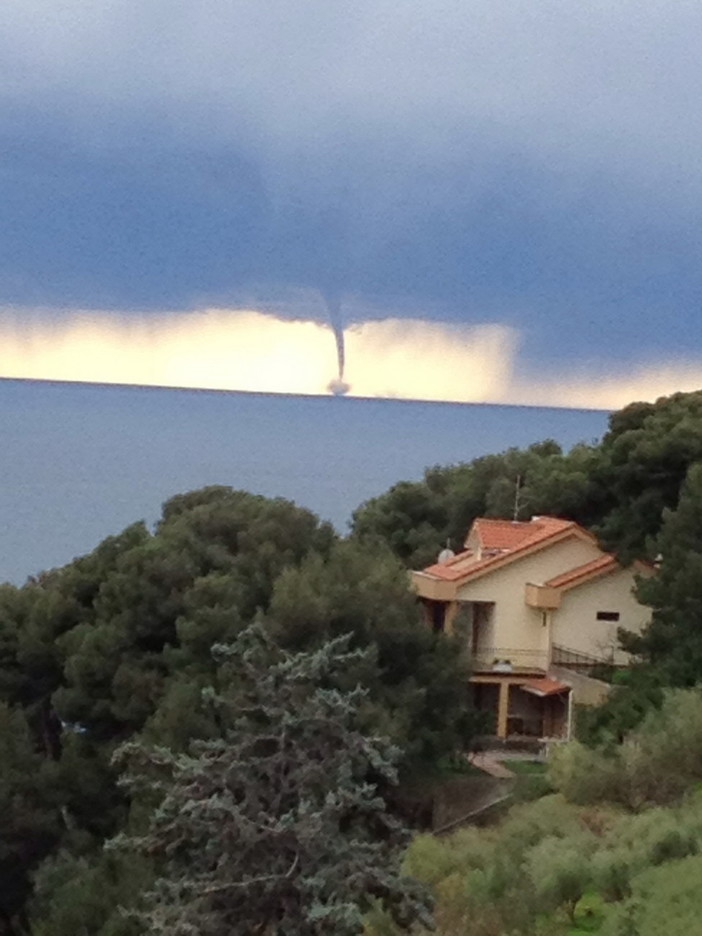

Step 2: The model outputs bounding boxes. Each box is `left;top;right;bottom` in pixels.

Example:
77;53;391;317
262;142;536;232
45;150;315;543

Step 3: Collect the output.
468;752;516;779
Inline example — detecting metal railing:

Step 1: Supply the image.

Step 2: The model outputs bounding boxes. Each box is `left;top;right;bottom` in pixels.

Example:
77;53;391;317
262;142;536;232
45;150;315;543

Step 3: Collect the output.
551;643;614;672
471;647;549;674
470;643;621;676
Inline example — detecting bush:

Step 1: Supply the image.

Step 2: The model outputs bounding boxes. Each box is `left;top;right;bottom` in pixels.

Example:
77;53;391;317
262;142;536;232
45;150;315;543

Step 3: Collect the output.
601;854;702;936
552;689;702;810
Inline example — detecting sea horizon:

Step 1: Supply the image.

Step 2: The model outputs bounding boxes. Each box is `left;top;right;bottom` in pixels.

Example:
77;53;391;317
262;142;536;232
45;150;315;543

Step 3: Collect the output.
2;378;610;585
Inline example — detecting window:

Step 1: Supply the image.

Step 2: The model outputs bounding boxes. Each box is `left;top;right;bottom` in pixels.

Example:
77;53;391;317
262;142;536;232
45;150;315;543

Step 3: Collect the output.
596;611;620;622
430;601;446;632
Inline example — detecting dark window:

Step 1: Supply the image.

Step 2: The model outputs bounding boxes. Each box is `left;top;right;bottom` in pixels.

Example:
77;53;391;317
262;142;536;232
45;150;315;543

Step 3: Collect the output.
431;601;446;632
596;611;620;622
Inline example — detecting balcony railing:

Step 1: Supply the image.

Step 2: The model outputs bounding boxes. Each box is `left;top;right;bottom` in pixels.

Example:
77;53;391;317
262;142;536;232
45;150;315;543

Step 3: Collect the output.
552;643;611;667
551;643;619;675
471;647;548;674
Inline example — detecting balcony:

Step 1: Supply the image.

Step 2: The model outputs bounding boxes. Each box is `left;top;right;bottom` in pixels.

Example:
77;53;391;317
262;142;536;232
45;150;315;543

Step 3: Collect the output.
471;647;549;675
551;643;619;676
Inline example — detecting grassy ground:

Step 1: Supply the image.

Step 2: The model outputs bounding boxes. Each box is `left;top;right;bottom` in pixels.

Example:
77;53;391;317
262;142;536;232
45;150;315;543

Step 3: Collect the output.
501;758;553;801
502;758;547;775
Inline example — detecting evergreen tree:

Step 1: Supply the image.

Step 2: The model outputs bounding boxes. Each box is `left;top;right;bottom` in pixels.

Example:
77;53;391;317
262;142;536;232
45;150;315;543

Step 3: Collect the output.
593;390;702;561
263;539;475;775
351;440;601;569
625;462;702;685
112;627;432;936
0;703;61;933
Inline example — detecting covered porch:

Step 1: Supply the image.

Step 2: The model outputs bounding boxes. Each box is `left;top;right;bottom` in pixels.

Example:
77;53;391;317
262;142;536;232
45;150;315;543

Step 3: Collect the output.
471;673;572;741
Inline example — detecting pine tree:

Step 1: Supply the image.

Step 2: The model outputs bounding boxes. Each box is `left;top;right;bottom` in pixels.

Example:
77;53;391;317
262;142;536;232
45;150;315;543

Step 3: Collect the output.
627;462;702;685
111;627;432;936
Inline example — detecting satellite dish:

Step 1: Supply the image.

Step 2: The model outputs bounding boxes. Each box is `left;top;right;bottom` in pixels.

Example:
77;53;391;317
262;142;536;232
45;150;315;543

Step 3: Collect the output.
437;544;455;564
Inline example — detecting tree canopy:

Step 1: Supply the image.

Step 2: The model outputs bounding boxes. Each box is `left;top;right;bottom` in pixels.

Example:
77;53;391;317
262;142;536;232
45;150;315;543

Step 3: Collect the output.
113;628;432;936
3;389;702;930
0;485;471;933
352;390;702;568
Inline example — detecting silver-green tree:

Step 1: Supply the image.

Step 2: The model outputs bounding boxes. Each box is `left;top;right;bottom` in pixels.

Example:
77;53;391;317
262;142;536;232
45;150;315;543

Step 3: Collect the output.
111;627;432;936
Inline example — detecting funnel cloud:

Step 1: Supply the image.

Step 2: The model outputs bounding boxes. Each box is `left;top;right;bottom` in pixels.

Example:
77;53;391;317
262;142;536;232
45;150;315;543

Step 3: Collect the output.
2;3;702;388
3;306;702;410
323;292;350;395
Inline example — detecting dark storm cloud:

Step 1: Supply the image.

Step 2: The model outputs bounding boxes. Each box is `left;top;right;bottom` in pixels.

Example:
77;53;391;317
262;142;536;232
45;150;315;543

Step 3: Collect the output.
2;1;702;367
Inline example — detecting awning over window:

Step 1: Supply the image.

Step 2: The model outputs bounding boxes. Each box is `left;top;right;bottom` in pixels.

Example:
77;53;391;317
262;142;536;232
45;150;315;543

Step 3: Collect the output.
520;677;571;698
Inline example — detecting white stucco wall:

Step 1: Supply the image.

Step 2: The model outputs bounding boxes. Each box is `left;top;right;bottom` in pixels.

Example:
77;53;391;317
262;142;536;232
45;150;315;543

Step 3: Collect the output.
552;568;650;664
456;534;601;663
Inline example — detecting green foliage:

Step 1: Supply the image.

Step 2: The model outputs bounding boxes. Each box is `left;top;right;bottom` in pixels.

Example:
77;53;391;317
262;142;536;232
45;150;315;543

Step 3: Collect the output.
353;391;702;577
0;485;471;934
600;854;702;936
29;850;148;936
594;391;702;561
351;440;602;569
526;834;594;921
569;892;606;933
0;702;62;926
113;628;432;936
373;692;702;935
366;795;599;936
552;689;702;809
373;791;702;936
506;759;554;802
6;388;702;932
264;539;476;775
624;462;702;688
576;668;664;746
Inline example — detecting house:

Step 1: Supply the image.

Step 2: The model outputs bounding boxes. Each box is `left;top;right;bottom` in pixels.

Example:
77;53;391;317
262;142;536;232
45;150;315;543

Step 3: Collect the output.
412;516;651;742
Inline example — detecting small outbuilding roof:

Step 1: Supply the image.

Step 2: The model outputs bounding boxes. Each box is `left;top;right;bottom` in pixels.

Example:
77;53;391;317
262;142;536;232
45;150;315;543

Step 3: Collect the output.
520;677;571;697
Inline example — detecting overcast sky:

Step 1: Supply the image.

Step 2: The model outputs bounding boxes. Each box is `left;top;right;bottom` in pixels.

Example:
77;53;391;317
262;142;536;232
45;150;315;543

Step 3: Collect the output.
2;1;702;406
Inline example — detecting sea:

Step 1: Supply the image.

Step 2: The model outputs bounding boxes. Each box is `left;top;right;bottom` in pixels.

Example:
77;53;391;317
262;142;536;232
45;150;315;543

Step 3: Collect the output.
0;379;609;584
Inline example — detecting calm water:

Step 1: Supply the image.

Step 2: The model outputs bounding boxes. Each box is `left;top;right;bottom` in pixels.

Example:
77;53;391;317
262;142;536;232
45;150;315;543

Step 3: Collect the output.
1;379;609;583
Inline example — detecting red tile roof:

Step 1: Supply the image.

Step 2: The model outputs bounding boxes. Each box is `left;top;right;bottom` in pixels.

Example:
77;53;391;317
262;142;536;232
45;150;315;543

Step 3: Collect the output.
546;554;619;589
472;516;574;551
423;516;583;582
423;550;485;581
520;677;571;697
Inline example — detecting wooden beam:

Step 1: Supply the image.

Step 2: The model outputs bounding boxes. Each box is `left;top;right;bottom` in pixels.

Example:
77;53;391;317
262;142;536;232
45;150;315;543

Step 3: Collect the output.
444;600;459;635
497;681;510;739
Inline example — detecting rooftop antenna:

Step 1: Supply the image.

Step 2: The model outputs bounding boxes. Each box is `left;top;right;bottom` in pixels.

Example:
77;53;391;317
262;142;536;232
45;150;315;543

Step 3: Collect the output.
513;475;522;522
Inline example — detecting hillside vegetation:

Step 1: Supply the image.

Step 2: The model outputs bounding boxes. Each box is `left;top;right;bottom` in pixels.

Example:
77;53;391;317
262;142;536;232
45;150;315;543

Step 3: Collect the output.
2;389;702;931
366;689;702;936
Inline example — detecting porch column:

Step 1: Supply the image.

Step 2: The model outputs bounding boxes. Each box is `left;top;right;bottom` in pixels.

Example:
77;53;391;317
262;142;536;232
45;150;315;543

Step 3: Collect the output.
566;689;574;741
544;609;554;667
444;600;460;636
497;681;510;739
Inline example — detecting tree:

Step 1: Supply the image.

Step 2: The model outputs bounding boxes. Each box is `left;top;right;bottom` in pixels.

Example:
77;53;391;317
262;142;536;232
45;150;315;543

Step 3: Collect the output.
351;441;601;569
625;462;702;685
601;855;702;936
28;849;147;936
525;834;593;923
262;539;476;776
593;391;702;561
112;628;432;936
552;689;702;810
0;489;340;933
351;391;702;571
53;488;335;740
0;703;61;933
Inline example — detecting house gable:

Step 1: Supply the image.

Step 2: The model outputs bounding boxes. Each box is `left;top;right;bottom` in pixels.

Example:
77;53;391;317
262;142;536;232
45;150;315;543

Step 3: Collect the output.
411;514;652;740
552;564;650;665
414;516;601;600
452;534;604;665
454;534;602;603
